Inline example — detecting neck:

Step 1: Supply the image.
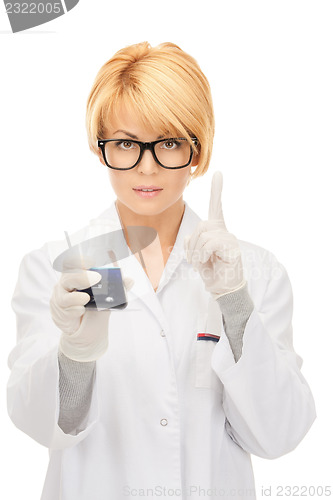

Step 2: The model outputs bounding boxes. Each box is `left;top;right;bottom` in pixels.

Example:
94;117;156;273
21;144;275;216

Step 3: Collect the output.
115;198;185;249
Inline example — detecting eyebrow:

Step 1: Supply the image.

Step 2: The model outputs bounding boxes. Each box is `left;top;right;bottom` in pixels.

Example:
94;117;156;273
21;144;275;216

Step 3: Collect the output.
113;130;164;140
113;130;139;139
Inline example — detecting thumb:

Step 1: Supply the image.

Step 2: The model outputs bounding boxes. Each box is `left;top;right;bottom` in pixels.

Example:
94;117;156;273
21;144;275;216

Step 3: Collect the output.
208;171;227;229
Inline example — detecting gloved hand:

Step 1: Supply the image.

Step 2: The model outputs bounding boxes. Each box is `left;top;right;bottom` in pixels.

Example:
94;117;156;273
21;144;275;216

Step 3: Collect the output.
50;267;133;362
184;171;246;299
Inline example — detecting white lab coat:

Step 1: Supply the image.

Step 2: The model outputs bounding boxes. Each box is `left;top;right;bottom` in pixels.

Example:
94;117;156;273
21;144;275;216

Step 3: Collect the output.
7;201;316;500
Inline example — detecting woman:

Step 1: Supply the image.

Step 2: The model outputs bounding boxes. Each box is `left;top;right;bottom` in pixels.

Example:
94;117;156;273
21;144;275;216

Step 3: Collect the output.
8;41;316;500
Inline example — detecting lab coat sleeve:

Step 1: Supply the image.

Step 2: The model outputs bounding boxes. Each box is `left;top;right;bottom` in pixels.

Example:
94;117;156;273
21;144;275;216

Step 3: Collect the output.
211;250;316;459
7;245;100;450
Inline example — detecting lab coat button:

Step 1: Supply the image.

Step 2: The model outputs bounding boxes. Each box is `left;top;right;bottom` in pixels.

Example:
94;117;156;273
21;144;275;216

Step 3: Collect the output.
160;418;168;426
160;330;166;337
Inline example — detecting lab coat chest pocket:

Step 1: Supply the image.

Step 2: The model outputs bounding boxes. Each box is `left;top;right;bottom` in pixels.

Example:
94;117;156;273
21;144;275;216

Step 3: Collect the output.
195;298;223;392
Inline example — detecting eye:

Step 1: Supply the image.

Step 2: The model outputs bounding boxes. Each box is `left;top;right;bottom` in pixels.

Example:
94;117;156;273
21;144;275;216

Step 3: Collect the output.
161;139;180;150
115;140;137;150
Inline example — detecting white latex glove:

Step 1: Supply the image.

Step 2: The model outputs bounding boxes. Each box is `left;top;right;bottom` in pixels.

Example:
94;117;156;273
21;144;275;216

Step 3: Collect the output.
50;269;133;362
184;171;246;299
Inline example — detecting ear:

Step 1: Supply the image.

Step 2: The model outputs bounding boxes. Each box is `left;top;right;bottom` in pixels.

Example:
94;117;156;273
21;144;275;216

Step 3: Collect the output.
190;151;200;168
97;149;106;166
190;140;200;168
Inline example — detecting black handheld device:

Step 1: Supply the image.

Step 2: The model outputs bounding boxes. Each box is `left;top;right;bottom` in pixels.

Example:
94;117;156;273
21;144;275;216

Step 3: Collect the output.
78;267;127;310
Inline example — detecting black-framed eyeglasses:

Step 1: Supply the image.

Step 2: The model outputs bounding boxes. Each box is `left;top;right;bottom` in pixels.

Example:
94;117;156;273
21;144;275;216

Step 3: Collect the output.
97;137;199;170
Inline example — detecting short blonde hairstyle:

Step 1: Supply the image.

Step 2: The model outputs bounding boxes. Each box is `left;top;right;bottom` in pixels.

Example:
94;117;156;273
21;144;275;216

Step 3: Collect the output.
86;41;215;180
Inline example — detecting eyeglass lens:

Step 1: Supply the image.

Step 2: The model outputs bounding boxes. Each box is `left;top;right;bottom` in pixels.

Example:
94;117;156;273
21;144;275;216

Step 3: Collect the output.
103;139;192;169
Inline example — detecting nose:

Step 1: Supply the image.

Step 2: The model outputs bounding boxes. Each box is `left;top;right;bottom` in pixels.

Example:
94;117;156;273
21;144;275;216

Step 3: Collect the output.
137;148;160;174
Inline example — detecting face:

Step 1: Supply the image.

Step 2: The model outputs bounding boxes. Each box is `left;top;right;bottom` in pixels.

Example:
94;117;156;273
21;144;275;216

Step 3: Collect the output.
98;106;198;218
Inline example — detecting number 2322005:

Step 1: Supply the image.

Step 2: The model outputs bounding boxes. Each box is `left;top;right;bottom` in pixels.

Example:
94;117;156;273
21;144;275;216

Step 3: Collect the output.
5;3;62;14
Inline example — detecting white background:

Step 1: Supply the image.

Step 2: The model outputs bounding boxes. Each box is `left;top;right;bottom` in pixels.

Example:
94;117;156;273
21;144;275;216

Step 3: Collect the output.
0;1;332;498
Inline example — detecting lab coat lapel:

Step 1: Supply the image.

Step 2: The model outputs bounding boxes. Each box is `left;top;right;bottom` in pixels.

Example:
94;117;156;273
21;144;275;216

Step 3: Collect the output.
120;255;170;330
155;202;201;294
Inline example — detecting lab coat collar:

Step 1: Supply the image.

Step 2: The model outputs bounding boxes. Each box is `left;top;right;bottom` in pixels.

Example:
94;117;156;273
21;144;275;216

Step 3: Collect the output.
89;199;201;278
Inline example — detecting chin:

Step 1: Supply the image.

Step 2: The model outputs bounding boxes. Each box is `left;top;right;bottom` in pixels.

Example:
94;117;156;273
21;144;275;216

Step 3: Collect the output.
122;197;176;217
131;202;168;217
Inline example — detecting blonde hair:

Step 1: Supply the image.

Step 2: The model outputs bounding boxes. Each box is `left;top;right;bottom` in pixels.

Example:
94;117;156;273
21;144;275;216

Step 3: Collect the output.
86;41;215;180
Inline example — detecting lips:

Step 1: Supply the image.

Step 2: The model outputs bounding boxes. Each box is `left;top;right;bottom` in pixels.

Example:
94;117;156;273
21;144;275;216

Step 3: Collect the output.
133;186;163;192
132;186;163;199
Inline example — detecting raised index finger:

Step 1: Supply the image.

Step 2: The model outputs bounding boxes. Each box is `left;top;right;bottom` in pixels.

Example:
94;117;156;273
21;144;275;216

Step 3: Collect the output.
208;171;227;229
